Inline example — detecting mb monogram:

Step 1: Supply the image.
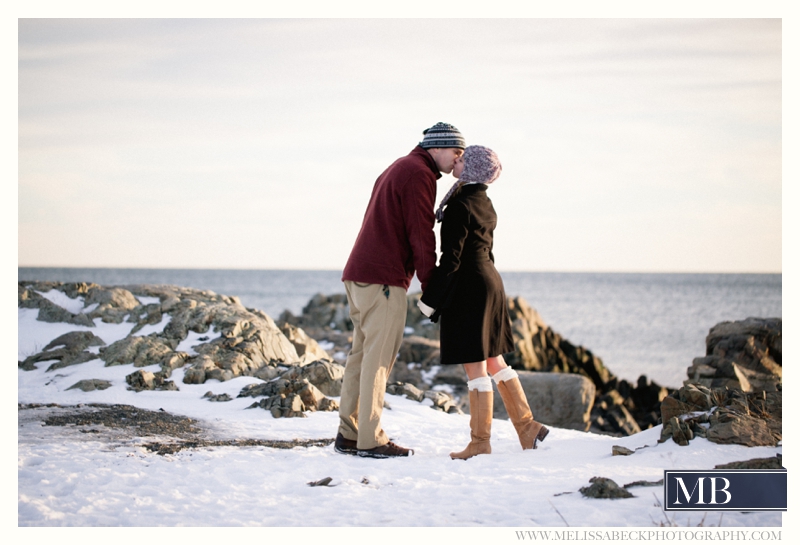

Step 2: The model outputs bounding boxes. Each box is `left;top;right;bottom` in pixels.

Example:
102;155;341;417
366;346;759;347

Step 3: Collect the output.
664;469;786;511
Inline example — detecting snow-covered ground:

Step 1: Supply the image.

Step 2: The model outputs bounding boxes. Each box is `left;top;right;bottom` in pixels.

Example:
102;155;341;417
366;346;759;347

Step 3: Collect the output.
17;300;786;531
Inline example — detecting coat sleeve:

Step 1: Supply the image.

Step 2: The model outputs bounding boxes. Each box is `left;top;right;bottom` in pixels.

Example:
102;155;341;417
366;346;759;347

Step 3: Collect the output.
400;170;438;292
420;200;470;314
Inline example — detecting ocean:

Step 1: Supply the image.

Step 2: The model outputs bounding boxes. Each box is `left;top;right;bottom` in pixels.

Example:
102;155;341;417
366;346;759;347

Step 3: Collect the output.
17;267;781;389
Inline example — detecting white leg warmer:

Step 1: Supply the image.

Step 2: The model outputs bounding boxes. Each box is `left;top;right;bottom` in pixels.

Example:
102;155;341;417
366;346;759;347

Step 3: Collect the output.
466;376;493;392
491;367;518;384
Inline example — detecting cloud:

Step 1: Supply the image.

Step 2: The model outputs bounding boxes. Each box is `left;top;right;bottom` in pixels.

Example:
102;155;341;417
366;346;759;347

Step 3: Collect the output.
18;19;781;272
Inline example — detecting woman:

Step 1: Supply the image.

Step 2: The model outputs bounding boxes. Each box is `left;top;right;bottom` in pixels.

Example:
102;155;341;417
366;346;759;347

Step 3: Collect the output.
418;145;549;460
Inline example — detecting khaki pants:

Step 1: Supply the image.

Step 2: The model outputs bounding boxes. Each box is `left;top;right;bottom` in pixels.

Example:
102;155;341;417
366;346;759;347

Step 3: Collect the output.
338;280;407;450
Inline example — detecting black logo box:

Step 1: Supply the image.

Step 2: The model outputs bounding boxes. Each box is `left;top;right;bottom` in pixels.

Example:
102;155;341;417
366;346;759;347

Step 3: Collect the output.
664;469;786;511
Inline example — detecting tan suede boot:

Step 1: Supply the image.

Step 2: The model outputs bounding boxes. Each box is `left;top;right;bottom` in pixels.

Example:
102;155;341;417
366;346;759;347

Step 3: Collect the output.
496;376;549;450
450;389;493;460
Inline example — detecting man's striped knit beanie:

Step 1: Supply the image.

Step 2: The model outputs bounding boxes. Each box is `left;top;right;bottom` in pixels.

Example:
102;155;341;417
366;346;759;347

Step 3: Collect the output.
419;122;466;149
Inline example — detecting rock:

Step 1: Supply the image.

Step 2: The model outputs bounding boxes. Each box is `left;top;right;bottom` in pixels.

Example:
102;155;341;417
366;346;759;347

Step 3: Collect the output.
42;288;300;385
185;307;299;366
715;455;783;470
202;391;233;402
686;317;781;393
612;445;634;456
387;382;425;402
281;292;352;331
579;477;634;499
281;292;438;339
385;382;461;413
239;378;339;417
659;396;695;426
397;335;440;367
307;477;334;487
101;335;178;368
66;379;112;392
428;364;465;386
493;371;595;432
84;286;140;323
504;296;548;370
128;304;166;335
18;284;94;327
623;479;663;489
388;361;424;386
707;411;777;447
254;364;284;381
125;369;178;392
279;323;332;364
659;385;781;447
668;416;693;446
423;389;461;413
280;360;345;397
19;330;105;371
183;356;218;384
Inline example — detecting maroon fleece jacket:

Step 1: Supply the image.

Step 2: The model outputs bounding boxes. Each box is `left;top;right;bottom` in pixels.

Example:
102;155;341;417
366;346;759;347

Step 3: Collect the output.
342;146;441;292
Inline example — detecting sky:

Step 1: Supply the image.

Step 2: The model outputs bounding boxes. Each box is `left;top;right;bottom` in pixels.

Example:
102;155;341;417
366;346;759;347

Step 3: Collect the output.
15;14;787;273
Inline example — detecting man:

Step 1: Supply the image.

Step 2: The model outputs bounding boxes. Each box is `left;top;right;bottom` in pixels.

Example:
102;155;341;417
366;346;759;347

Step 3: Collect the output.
335;122;465;458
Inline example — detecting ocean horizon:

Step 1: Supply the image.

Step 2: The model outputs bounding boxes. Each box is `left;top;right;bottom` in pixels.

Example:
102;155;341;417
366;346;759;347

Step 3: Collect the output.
18;267;782;390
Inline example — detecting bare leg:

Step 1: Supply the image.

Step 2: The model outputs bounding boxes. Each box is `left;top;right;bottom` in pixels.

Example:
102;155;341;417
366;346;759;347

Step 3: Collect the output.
462;360;488;381
486;355;508;376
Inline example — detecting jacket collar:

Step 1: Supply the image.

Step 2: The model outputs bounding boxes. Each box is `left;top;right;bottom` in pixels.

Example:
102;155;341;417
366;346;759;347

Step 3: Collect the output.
459;182;488;194
411;145;443;179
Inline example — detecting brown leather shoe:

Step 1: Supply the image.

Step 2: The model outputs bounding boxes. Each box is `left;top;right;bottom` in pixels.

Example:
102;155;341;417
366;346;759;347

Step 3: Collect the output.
357;441;414;458
334;433;358;455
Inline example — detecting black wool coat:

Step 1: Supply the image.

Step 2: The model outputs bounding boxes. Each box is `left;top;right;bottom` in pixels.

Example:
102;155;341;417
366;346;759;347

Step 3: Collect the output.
420;183;515;365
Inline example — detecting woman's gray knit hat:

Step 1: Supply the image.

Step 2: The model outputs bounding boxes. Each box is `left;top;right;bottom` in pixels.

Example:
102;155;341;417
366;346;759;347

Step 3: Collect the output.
419;122;466;149
459;145;502;185
434;145;502;222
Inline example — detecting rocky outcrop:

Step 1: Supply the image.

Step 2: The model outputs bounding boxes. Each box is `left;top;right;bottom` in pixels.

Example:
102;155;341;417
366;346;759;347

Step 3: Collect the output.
503;297;672;436
279;360;345;397
19;331;105;371
279;291;671;436
658;317;782;447
19;281;314;380
279;293;352;332
18;281;341;419
18;283;94;327
659;384;781;448
279;323;331;365
238;378;338;418
102;335;181;368
686;317;781;393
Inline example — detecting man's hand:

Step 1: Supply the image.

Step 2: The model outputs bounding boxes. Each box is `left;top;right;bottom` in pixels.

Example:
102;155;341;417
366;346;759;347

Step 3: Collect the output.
416;298;435;318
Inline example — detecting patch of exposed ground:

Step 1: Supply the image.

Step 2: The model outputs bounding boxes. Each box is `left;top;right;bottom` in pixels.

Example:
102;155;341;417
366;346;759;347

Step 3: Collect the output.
18;403;333;455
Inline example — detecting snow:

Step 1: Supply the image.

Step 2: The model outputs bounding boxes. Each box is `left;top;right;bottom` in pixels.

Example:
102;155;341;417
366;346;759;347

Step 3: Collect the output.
17;308;787;531
35;289;88;315
131;314;171;337
174;328;222;356
18;308;137;360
